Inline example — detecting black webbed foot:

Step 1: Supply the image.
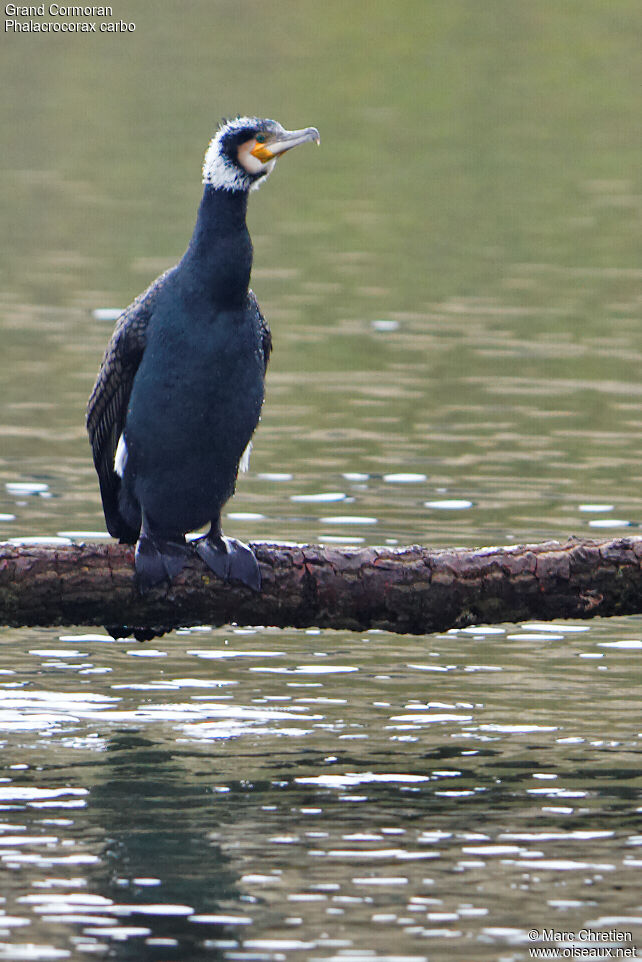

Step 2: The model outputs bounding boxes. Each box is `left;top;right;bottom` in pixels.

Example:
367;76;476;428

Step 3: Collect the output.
194;532;261;591
135;531;189;594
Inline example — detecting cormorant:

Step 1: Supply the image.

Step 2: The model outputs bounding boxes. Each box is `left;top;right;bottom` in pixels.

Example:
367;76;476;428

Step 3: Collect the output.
87;117;320;593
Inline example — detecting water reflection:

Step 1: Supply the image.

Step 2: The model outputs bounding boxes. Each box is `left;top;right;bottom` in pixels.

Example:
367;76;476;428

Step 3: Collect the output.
0;621;641;957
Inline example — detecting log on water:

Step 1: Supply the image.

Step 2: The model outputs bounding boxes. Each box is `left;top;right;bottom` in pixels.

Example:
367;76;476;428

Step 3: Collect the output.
1;536;642;637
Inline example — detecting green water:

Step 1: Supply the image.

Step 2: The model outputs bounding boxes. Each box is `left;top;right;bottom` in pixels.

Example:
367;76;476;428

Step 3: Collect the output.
0;2;641;959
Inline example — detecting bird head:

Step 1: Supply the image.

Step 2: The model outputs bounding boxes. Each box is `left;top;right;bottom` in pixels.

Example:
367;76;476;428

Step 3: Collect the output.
202;116;320;192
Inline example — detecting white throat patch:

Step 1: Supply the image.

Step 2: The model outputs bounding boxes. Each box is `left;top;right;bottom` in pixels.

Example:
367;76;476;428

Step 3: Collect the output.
202;117;275;192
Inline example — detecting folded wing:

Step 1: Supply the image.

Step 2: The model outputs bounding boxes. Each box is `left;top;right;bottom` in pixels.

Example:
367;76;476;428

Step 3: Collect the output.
86;271;172;542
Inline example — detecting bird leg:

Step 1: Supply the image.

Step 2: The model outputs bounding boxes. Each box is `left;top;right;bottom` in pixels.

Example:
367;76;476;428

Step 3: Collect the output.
193;519;261;592
135;517;190;594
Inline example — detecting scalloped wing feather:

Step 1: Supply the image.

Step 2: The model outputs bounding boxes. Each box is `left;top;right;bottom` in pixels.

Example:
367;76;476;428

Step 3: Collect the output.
86;269;173;541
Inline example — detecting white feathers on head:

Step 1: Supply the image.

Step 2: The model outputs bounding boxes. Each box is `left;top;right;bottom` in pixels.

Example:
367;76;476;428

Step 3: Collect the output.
202;116;276;192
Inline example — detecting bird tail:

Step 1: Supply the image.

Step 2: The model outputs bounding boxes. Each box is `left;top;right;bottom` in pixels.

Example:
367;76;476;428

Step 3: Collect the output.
99;475;140;544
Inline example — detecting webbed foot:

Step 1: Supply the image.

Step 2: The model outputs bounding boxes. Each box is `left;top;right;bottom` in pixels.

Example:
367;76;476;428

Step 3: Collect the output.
194;533;261;591
135;531;189;594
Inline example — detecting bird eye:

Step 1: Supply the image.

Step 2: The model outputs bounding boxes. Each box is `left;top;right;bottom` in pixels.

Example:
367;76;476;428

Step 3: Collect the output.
255;133;267;144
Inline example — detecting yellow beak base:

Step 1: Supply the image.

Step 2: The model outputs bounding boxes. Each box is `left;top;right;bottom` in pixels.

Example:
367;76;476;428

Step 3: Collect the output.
250;143;276;163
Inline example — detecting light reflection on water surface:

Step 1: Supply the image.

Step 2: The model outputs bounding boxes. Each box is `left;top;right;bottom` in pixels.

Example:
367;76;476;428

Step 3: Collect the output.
0;622;640;960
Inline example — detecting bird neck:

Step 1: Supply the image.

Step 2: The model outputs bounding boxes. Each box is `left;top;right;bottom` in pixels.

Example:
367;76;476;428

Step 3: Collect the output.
185;185;253;306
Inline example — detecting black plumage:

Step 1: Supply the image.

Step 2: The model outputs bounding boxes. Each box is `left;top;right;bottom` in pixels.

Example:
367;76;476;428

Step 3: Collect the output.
87;117;318;593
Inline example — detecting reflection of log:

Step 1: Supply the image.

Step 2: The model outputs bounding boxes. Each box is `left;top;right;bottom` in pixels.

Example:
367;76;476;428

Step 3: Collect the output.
2;536;642;638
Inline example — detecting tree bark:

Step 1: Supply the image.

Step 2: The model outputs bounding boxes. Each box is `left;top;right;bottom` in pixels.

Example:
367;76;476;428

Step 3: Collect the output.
2;536;642;638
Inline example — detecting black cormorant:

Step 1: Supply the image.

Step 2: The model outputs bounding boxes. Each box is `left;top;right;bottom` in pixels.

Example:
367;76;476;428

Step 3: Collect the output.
87;117;320;592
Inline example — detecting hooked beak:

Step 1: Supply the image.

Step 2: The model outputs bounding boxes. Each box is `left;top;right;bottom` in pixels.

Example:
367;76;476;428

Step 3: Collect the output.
250;126;320;163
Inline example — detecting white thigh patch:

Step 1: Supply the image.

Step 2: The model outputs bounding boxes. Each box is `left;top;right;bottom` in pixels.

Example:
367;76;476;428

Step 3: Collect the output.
239;441;252;473
114;434;128;478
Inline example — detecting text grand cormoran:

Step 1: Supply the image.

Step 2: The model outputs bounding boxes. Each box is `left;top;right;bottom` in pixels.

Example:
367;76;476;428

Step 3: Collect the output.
5;4;113;15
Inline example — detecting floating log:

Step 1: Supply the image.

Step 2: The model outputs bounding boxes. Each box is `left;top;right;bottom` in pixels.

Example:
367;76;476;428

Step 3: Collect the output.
1;536;642;638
